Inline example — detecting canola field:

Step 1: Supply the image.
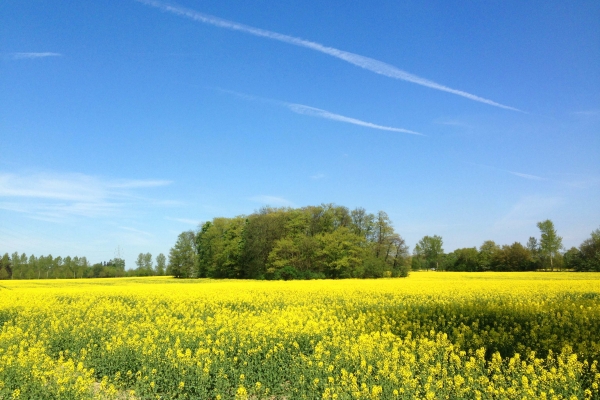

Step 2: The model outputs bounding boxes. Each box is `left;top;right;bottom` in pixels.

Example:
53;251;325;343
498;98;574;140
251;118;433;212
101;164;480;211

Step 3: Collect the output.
0;273;599;399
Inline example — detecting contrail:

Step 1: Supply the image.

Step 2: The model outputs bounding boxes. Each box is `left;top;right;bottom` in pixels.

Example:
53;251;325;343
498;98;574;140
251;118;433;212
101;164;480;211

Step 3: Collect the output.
220;89;423;135
466;162;547;181
9;52;61;59
286;103;423;135
136;0;522;112
508;171;546;181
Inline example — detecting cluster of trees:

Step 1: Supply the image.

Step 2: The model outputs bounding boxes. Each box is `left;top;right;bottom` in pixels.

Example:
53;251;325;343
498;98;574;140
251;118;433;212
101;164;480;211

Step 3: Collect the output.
1;253;96;279
563;228;600;272
412;221;600;272
0;252;169;280
133;252;168;276
167;213;600;279
167;205;411;279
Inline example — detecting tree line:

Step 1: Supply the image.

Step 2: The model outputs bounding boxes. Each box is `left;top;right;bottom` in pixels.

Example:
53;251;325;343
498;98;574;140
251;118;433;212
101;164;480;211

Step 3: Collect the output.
411;220;600;272
167;207;600;279
2;206;598;280
0;252;168;280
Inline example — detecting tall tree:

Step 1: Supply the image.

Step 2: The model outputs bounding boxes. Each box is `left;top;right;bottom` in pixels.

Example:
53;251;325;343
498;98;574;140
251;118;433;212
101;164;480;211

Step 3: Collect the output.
168;231;197;278
416;235;444;270
136;253;154;275
155;253;167;276
143;253;153;273
372;211;394;259
537;220;563;271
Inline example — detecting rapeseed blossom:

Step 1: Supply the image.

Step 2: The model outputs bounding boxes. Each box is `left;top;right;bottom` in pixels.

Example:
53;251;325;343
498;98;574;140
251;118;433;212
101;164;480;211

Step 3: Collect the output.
0;272;598;398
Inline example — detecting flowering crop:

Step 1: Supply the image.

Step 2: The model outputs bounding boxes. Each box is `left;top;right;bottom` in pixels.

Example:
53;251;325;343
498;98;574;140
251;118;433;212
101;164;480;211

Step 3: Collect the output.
0;272;599;399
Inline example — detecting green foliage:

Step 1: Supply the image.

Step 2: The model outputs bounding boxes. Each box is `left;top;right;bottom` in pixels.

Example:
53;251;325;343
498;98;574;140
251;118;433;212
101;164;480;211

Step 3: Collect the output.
576;227;600;271
0;253;11;280
155;253;167;276
414;235;444;270
494;242;535;271
134;252;154;276
537;219;564;270
478;240;500;271
443;247;479;271
167;231;197;278
189;204;410;280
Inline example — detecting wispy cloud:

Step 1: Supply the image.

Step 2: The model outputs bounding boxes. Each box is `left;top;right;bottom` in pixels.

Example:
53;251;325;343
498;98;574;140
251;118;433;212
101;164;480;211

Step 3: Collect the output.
288;103;423;135
249;195;295;207
7;52;62;60
0;171;172;221
136;0;521;111
109;179;172;189
222;89;423;135
507;171;546;181
0;172;171;201
468;163;547;182
311;173;325;180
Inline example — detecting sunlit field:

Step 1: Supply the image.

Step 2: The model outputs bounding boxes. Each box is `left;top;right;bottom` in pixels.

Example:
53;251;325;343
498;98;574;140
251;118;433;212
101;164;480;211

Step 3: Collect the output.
1;272;599;399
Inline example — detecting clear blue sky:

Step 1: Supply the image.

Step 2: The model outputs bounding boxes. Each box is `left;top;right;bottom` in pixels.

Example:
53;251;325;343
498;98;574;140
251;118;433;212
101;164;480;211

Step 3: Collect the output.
1;0;599;268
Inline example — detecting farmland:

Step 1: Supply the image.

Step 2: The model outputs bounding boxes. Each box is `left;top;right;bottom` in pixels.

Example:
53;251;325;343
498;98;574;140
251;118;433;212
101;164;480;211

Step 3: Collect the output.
0;273;599;399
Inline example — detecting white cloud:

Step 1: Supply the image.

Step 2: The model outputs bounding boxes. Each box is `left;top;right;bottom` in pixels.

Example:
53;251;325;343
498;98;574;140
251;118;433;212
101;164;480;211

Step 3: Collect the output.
137;0;521;111
0;171;173;221
311;173;325;180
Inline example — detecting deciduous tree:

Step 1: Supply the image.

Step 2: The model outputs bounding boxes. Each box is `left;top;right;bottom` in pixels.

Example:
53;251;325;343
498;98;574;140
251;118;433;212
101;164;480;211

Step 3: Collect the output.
537;220;563;271
168;231;197;278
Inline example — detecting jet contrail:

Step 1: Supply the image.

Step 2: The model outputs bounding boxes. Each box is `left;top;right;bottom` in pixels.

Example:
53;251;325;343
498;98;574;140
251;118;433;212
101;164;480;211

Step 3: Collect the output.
220;89;423;135
137;0;522;112
286;103;423;135
10;52;61;59
508;171;546;181
466;162;547;181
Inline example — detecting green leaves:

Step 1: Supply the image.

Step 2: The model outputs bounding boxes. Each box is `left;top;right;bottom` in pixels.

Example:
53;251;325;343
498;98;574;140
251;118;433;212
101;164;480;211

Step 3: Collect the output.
188;205;410;280
537;219;564;270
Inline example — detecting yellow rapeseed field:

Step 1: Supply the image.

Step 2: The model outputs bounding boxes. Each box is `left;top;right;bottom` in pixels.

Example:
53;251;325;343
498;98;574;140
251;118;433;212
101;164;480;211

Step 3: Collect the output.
0;272;599;399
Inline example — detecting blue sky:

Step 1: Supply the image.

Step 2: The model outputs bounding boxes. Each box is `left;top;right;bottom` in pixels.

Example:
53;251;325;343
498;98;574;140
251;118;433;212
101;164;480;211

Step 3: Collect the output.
1;0;599;268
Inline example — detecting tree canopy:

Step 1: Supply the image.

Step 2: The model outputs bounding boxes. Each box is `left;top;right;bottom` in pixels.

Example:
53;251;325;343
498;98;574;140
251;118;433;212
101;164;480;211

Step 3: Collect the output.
189;204;410;280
